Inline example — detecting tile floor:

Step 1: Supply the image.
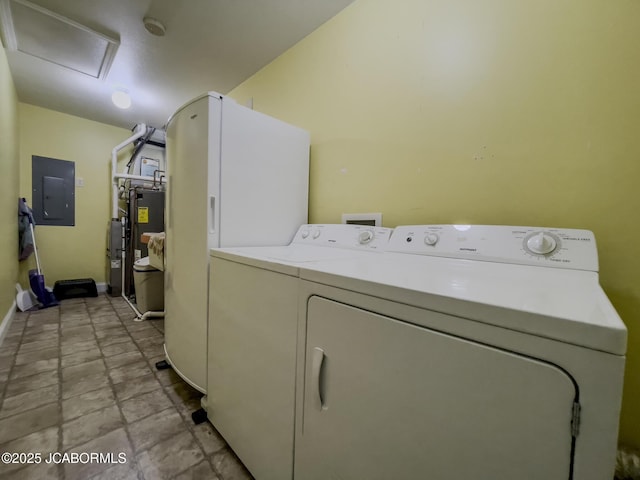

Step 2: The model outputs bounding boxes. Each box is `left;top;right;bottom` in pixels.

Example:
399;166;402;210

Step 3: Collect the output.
0;295;254;480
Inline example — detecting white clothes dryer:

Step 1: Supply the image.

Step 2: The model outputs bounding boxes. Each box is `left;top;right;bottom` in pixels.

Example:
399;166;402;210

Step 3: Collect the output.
207;224;393;480
294;225;626;480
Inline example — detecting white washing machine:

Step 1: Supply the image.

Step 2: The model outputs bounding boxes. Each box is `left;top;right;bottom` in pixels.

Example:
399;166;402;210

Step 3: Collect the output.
294;225;626;480
207;224;393;480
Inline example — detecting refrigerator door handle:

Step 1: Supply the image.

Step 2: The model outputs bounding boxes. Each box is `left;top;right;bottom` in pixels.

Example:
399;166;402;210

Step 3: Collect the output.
209;195;216;234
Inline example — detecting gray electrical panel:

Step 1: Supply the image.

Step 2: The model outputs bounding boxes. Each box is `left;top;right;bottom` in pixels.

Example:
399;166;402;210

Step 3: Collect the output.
32;156;75;226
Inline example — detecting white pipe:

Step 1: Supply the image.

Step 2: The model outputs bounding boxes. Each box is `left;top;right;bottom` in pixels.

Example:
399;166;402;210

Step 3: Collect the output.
111;124;146;219
113;173;167;182
136;310;165;322
118;216;143;320
122;290;143;319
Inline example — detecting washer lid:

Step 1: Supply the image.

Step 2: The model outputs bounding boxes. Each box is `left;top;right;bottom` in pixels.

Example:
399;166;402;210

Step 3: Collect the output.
133;256;159;272
299;254;627;355
210;243;387;275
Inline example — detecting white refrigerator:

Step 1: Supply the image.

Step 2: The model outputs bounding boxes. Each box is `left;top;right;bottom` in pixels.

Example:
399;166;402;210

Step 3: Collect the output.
164;92;309;393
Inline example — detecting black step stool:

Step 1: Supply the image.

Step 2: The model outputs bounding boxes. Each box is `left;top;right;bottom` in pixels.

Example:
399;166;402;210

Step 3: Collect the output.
53;278;98;300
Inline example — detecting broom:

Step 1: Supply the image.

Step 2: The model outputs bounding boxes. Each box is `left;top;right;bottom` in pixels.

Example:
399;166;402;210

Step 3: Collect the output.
28;217;58;308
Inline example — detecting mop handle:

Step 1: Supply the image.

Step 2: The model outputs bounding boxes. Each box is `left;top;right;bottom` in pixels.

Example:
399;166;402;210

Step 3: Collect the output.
29;223;42;275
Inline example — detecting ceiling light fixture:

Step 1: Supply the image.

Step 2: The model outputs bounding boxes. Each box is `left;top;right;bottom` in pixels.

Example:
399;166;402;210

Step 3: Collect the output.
143;17;166;36
111;89;131;109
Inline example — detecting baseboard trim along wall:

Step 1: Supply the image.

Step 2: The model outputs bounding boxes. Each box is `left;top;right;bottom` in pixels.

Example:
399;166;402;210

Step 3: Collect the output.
96;282;107;294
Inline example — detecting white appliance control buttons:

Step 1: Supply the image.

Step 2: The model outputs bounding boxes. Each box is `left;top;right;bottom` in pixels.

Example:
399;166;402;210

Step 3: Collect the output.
301;228;310;239
524;231;558;255
358;230;374;244
312;229;321;239
424;233;439;246
388;225;597;271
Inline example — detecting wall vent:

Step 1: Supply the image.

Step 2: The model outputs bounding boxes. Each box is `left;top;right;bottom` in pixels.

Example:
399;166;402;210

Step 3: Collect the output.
0;0;118;80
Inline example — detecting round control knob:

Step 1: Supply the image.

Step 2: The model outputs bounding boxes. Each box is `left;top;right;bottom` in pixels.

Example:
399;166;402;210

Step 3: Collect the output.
312;229;321;239
526;231;557;255
300;228;310;239
424;233;439;246
358;230;374;244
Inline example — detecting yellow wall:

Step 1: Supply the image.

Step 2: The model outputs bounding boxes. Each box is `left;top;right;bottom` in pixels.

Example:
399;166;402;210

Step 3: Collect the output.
0;43;19;322
229;0;640;448
18;104;132;286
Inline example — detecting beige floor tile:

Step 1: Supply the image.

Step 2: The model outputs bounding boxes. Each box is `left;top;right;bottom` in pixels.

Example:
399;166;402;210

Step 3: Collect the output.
127;408;188;453
0;384;59;419
62;358;106;382
60;316;91;327
165;381;203;419
87;462;140;480
156;365;185;386
91;314;122;324
211;448;254;480
175;460;220;480
0;297;256;480
60;324;94;336
113;373;162;402
10;358;58;380
62;404;123;449
128;327;162;341
60;339;99;356
18;337;58;354
62;386;116;422
101;341;138;357
3;462;60;480
123;320;154;332
61;349;103;369
0;353;15;371
14;348;60;366
60;332;96;346
104;351;144;370
0;403;59;444
62;371;111;400
120;388;173;423
193;422;227;456
108;360;152;384
64;428;133;480
97;333;132;348
137;342;165;359
137;430;204;479
4;369;58;397
0;426;59;476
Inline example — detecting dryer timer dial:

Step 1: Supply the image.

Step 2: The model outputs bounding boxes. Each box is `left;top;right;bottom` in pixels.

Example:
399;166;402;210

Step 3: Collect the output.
424;233;439;246
358;230;374;244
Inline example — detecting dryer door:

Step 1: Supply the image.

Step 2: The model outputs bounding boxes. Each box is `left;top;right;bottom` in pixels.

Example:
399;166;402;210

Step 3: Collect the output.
297;296;577;480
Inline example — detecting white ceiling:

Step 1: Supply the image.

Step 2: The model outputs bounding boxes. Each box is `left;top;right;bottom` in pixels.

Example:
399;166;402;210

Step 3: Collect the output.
0;0;355;130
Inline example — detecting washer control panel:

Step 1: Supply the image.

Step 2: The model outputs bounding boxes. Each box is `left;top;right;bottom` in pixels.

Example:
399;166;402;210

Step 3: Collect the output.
292;224;393;251
389;225;598;271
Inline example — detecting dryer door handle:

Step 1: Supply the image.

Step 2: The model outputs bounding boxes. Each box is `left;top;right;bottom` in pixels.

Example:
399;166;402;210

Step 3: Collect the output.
311;347;327;411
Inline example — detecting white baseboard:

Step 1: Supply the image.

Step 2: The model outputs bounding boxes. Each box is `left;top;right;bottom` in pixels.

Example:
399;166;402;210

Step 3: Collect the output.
0;301;16;348
96;282;107;293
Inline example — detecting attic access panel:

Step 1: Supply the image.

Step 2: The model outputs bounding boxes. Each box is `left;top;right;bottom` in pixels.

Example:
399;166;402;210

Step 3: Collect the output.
32;155;75;226
0;0;119;79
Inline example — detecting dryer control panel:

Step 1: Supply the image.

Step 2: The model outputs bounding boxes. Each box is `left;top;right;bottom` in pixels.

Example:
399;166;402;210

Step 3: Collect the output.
292;224;393;252
389;225;598;271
